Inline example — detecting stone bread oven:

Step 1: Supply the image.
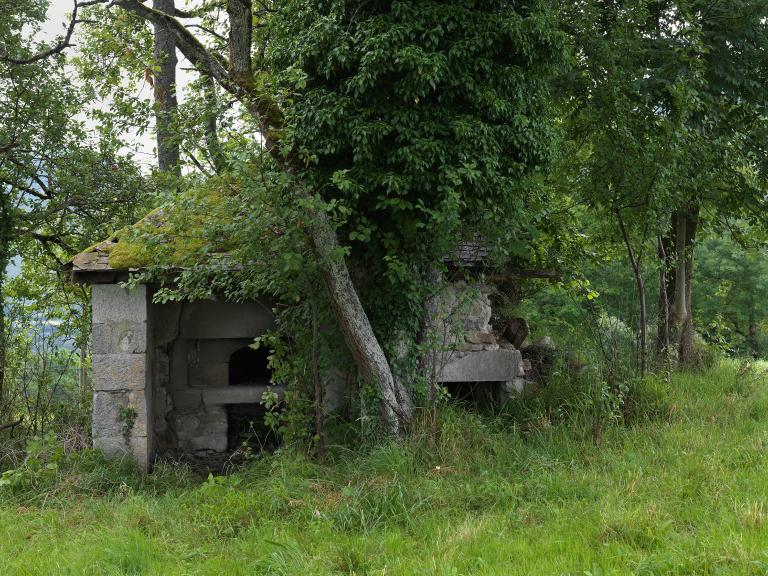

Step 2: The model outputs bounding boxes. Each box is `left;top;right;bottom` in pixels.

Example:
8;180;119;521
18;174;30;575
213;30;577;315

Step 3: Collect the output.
87;283;277;470
69;236;525;470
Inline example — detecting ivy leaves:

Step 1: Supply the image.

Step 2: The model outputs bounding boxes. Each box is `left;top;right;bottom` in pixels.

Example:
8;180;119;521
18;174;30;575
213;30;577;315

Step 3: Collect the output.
268;1;566;333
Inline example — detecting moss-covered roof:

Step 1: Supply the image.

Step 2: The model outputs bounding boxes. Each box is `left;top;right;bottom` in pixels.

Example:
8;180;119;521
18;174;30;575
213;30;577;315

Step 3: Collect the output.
68;176;239;274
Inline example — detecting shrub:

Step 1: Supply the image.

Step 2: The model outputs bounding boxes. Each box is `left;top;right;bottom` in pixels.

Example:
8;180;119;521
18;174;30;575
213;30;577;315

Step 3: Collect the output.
502;351;673;439
0;434;196;504
688;334;722;372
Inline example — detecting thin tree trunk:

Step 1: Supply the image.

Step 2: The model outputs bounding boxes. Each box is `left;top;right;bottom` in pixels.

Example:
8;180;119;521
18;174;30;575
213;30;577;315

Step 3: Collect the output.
748;316;758;357
0;194;12;416
310;300;325;459
203;75;225;174
679;208;699;364
153;0;180;174
0;272;5;415
656;234;672;362
616;209;647;377
673;212;687;331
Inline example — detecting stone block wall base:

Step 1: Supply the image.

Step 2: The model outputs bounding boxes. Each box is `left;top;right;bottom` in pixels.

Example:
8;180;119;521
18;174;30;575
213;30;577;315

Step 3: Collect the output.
171;406;228;453
94;436;151;471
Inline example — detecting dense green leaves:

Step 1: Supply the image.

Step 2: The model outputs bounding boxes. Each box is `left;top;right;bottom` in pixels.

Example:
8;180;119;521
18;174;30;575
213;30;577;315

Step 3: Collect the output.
268;0;566;337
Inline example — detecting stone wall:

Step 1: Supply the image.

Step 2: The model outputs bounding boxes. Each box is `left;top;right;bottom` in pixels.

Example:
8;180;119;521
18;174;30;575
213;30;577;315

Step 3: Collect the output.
90;282;524;469
91;289;279;467
91;284;153;470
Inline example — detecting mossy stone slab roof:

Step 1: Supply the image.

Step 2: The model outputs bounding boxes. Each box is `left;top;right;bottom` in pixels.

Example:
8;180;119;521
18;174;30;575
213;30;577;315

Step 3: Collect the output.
68;177;237;275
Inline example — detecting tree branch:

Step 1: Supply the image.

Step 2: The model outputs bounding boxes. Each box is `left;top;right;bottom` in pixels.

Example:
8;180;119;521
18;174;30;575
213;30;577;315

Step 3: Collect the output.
115;0;241;97
184;24;227;42
115;0;284;152
0;178;50;201
0;418;22;433
1;1;79;65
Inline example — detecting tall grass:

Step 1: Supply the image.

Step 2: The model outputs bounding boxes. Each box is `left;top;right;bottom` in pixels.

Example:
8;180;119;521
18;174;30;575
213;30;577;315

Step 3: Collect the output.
3;361;768;574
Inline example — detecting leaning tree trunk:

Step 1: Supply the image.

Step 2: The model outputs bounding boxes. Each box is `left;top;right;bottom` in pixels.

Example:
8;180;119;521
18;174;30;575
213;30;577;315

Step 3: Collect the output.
305;204;412;436
152;0;180;174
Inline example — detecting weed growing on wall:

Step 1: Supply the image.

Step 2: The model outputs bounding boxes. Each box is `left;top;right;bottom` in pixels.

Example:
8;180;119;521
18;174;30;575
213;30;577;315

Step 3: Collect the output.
117;406;138;446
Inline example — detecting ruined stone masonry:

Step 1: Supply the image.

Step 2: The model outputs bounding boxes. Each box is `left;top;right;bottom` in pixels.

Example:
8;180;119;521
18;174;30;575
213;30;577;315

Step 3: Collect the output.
431;282;526;401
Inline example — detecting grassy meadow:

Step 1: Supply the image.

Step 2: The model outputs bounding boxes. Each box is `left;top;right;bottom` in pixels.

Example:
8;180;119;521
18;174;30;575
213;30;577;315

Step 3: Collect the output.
3;361;768;575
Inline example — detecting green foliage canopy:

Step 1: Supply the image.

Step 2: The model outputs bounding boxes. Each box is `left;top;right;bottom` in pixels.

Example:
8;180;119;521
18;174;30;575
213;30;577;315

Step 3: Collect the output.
269;0;566;332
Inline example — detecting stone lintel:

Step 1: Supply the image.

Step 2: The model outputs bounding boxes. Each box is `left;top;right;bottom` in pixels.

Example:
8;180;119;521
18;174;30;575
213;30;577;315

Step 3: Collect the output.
170;390;203;410
201;385;279;406
439;349;523;383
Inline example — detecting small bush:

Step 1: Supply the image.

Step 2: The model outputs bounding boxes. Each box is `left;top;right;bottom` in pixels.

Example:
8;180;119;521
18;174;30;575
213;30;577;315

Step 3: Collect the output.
689;335;722;372
502;352;673;439
0;434;196;505
502;355;601;431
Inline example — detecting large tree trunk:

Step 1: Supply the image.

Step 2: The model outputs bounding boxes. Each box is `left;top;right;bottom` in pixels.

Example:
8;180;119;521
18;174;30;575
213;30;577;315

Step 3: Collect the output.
153;0;180;174
226;0;252;80
658;207;699;367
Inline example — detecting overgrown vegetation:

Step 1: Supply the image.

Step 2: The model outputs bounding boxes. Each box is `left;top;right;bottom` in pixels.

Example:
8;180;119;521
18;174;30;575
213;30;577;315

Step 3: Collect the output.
3;363;768;574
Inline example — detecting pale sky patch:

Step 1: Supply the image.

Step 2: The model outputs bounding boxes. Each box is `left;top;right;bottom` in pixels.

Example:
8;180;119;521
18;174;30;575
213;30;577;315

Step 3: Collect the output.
42;0;195;171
